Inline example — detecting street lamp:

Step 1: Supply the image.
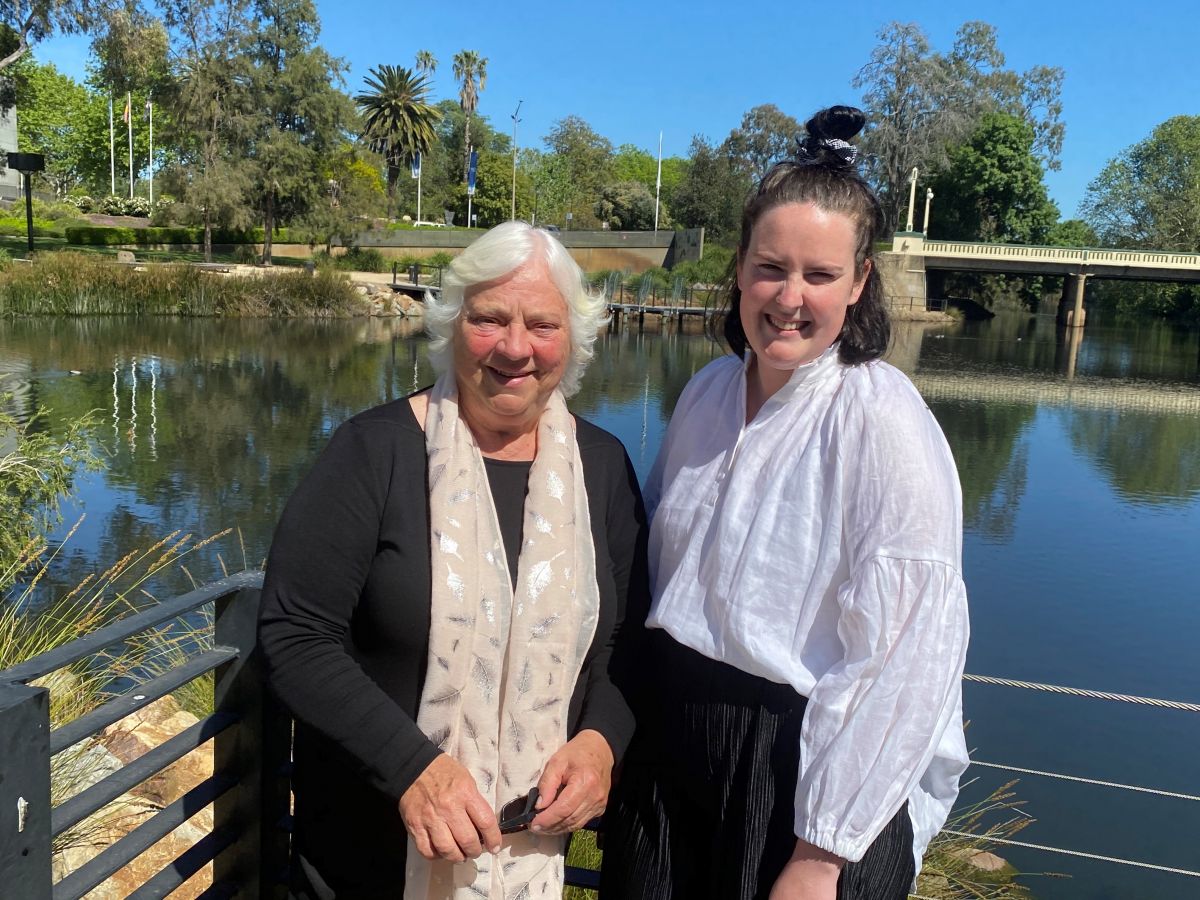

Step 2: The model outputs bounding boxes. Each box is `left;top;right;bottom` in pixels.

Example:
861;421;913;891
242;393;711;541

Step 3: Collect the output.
510;100;523;221
923;188;934;235
6;152;45;253
904;167;919;233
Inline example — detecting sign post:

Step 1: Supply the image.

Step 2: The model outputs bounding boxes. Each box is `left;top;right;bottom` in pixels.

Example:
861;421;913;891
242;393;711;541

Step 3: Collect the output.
6;153;46;253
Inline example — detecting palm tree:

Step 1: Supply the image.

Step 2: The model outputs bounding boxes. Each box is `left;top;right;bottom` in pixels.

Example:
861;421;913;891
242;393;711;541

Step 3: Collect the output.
415;50;437;75
452;50;488;181
355;64;443;218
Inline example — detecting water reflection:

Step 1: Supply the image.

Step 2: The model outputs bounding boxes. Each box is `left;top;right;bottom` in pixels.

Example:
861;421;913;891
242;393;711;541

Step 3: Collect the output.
3;312;1200;896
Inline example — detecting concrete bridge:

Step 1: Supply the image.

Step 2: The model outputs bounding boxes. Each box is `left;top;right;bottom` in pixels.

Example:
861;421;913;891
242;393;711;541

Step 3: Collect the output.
884;234;1200;327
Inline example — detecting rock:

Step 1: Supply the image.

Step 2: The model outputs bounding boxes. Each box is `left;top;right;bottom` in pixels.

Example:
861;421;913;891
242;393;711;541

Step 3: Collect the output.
49;695;221;897
116;250;135;264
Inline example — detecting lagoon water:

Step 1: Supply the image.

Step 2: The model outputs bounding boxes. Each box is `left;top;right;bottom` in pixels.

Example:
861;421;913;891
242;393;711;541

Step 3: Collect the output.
2;311;1199;898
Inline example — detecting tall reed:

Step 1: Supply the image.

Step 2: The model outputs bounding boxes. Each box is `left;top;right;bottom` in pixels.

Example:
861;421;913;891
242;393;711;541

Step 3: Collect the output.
0;253;362;317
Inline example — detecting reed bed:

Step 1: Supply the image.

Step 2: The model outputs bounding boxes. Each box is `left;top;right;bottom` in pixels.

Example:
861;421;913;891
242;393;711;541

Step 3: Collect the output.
0;252;363;317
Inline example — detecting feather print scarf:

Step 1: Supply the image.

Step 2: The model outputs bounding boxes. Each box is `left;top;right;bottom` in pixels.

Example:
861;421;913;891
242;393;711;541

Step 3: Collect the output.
404;374;600;900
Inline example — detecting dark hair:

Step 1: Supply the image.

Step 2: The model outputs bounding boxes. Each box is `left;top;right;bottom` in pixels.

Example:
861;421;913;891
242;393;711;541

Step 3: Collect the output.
711;105;890;365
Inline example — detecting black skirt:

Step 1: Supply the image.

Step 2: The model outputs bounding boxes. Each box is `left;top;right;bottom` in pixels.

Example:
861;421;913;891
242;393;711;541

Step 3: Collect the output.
601;631;915;900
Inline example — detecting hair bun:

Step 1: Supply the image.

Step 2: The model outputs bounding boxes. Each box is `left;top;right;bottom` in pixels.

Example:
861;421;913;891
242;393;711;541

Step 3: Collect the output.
795;105;866;169
806;106;866;142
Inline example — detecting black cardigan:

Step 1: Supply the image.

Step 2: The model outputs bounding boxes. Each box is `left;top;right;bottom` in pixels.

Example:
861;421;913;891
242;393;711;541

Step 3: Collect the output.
258;396;648;896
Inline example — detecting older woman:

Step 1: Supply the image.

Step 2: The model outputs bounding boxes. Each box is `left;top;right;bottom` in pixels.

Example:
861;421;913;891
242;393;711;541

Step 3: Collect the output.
259;222;647;900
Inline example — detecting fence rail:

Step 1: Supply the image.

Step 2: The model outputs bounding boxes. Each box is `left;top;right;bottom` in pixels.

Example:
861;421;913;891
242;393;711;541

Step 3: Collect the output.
0;571;289;900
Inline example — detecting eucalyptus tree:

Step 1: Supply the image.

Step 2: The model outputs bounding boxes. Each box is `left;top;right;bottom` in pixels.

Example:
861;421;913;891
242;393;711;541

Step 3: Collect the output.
854;20;1065;232
356;64;442;218
415;49;436;74
452;49;487;180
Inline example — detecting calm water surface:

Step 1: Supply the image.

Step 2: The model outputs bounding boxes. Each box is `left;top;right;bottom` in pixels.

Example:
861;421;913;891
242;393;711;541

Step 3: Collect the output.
2;311;1199;898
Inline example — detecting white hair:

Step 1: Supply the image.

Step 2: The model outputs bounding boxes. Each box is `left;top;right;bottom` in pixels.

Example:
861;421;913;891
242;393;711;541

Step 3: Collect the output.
424;221;609;398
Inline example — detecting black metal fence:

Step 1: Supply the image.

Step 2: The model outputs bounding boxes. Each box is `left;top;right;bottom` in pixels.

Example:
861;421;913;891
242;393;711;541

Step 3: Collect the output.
0;571;290;899
0;574;602;897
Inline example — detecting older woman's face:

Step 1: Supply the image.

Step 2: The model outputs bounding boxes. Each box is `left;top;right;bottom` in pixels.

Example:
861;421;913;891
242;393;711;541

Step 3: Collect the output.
453;258;571;432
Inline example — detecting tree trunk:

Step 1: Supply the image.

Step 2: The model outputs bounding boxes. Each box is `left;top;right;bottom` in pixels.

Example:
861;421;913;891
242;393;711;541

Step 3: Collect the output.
263;193;275;266
203;212;213;263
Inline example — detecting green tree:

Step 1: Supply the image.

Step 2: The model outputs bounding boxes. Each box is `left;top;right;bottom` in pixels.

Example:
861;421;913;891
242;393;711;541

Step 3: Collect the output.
159;0;255;260
725;104;802;181
244;0;352;263
1;0;112;74
854;20;1065;232
294;145;386;251
594;181;663;231
1046;219;1097;248
12;57;97;196
929;112;1057;244
671;135;752;245
611;143;686;201
452;49;487;181
543;115;612;228
448;148;532;228
356;64;442;219
1081;115;1200;252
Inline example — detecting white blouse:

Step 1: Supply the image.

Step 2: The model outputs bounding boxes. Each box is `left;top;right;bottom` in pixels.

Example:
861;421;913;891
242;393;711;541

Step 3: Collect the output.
645;346;970;870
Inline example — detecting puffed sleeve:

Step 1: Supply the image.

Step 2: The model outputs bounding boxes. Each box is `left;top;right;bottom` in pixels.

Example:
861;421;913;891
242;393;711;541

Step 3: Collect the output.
792;375;970;862
258;418;441;801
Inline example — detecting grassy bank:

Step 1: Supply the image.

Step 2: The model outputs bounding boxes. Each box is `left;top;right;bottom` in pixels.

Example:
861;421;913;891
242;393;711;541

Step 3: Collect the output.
0;252;362;317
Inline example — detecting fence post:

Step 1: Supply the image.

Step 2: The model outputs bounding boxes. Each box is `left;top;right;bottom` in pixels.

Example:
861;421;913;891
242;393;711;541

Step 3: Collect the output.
212;586;291;898
0;682;53;899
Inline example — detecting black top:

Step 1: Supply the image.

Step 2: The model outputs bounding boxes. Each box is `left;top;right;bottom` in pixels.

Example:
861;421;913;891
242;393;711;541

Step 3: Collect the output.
482;457;532;589
258;395;649;897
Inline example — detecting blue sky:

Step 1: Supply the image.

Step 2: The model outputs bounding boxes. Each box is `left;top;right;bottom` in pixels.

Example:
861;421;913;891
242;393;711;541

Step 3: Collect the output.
32;0;1199;219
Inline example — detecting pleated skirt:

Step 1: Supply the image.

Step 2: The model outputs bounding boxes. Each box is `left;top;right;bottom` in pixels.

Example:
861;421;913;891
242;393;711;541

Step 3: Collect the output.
600;631;915;900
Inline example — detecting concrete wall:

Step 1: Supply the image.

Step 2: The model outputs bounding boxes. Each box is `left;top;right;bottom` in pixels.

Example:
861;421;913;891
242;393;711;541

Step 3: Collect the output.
876;251;927;310
0;107;20;202
121;228;707;274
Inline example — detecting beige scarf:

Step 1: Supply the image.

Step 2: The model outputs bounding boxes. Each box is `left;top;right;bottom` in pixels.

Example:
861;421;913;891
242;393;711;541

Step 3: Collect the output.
404;374;600;900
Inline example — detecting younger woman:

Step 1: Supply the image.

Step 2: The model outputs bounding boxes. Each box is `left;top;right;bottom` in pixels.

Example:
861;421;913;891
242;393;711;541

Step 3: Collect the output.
602;106;970;900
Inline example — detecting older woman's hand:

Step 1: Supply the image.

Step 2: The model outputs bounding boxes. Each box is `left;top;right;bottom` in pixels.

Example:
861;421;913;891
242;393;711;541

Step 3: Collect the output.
399;755;502;861
529;729;614;835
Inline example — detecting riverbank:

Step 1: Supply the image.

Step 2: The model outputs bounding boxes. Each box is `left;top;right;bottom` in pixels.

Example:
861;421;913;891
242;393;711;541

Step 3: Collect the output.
1;252;954;322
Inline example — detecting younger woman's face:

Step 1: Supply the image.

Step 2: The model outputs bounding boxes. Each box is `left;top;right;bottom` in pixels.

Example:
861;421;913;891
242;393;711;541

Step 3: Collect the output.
736;201;869;398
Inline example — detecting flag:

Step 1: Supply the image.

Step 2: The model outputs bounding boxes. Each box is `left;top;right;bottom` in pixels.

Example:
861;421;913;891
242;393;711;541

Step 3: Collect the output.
410;153;421;180
467;149;478;196
122;96;131;124
144;98;152;122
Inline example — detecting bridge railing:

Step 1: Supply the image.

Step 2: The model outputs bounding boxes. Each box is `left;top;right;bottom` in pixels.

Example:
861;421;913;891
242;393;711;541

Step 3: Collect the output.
0;571;290;899
918;240;1200;269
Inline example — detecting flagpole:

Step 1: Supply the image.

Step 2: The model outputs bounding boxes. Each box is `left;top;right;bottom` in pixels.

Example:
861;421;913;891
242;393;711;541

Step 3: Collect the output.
417;158;423;223
147;97;154;206
109;95;116;195
654;131;663;235
126;91;134;200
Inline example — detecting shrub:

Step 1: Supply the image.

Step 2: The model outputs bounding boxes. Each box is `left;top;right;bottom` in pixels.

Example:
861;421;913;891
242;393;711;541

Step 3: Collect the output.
234;244;260;264
426;251;454;268
342;246;387;273
63;225;290;246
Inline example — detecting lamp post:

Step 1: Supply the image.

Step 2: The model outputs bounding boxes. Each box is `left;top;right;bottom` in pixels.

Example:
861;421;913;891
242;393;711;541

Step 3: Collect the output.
7;152;45;253
923;188;934;235
510;100;523;221
904;167;918;232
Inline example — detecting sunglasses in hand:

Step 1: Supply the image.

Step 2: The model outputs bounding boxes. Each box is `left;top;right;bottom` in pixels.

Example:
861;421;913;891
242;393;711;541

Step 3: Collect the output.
498;787;540;834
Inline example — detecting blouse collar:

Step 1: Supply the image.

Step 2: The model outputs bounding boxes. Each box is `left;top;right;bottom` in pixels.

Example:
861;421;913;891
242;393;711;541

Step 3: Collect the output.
741;343;843;414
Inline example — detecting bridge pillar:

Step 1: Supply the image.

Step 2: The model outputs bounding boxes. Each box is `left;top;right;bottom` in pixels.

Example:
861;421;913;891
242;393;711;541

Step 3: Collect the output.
1057;274;1088;328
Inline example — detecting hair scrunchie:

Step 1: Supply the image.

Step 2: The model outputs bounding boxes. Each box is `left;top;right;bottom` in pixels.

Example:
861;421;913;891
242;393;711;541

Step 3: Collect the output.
795;136;859;168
